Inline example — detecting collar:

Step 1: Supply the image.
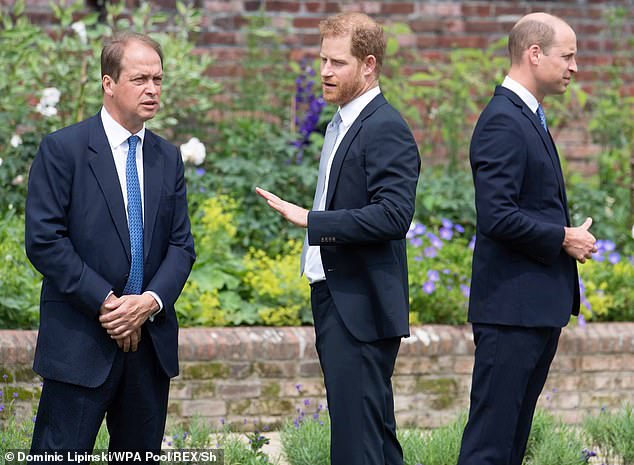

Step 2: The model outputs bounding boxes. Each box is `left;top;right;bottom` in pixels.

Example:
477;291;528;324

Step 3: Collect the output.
100;106;146;150
501;76;540;113
338;85;382;128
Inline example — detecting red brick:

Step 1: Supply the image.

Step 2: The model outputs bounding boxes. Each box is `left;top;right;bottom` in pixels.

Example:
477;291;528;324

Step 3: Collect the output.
293;17;321;29
437;35;488;48
381;2;414;15
494;5;529;16
462;4;493;17
465;19;504;33
410;18;445;33
200;31;237;45
244;1;262;11
305;2;322;13
265;0;300;12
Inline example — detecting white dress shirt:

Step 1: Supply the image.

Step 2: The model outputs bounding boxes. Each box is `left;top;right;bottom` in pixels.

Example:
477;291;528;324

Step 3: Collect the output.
304;86;382;284
502;75;540;113
100;107;163;313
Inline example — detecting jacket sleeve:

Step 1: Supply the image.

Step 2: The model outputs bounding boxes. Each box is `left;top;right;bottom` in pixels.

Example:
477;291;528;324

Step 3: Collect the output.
307;115;420;245
25;135;112;317
144;148;195;310
471;111;565;264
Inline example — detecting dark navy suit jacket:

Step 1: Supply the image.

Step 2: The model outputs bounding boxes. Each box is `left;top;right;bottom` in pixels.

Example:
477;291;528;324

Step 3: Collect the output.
25;113;195;388
307;93;421;342
468;86;579;328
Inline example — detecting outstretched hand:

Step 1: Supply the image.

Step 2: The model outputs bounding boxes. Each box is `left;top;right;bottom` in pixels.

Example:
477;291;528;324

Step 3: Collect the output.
255;187;309;228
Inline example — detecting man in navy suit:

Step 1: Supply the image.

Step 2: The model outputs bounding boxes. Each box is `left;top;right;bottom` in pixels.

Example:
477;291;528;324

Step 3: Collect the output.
257;12;420;465
25;32;195;456
457;13;597;465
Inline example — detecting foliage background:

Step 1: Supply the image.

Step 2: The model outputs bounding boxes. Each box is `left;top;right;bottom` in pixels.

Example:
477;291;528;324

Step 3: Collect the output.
0;1;633;328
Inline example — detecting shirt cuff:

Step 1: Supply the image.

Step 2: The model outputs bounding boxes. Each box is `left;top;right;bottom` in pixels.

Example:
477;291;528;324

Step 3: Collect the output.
144;291;163;322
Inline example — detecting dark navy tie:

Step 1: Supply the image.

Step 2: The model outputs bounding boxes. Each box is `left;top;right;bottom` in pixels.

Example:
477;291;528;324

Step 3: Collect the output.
537;105;548;132
123;135;143;295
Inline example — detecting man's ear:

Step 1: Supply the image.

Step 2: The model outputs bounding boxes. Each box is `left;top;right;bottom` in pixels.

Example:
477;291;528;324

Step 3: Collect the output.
528;45;541;65
102;75;115;96
363;55;377;77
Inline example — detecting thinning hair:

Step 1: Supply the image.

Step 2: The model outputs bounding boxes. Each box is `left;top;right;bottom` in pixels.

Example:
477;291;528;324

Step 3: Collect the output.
508;19;556;64
101;31;163;82
319;12;386;75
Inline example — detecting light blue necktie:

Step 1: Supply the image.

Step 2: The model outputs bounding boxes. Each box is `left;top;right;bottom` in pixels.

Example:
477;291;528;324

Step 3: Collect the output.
123;135;144;295
299;112;342;274
537;105;548;132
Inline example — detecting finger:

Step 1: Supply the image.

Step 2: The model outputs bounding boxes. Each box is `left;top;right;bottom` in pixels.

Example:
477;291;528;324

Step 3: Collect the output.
581;217;593;230
116;339;123;349
122;337;130;353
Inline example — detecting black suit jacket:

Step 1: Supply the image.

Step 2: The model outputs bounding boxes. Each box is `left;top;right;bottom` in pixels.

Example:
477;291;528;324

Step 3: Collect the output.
468;86;579;327
25;113;195;387
307;93;420;342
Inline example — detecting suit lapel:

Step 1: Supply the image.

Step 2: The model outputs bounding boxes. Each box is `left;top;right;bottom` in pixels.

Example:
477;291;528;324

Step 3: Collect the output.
142;131;164;260
325;94;387;209
87;115;131;261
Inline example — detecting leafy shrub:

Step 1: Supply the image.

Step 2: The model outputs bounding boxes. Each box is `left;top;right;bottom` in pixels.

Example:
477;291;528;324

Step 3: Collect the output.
0;211;40;329
578;241;634;323
583;404;634;465
407;221;473;325
400;411;466;465
244;240;311;326
280;409;330;465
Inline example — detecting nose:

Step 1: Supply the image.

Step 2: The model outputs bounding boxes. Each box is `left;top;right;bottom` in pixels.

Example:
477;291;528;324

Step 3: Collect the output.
569;57;578;73
146;80;158;96
321;60;333;78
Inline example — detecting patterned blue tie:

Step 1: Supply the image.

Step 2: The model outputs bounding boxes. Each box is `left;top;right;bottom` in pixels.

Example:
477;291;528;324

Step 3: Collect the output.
123;135;143;295
537;105;548;132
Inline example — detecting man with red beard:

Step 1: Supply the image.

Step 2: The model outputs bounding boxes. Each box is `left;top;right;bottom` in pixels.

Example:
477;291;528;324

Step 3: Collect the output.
257;12;420;465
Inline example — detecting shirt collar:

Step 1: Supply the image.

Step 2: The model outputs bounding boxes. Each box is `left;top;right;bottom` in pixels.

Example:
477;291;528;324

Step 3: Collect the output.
338;85;382;128
100;106;145;151
502;76;540;113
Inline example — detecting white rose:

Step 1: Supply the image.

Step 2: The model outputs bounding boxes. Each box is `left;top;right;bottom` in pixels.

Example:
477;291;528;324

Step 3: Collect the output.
180;137;206;166
41;87;61;107
71;21;87;44
36;102;58;117
0;158;3;167
10;134;22;148
631;224;634;239
11;174;24;185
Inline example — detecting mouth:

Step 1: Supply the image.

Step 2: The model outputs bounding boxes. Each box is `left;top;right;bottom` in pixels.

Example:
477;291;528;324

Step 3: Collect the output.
142;101;158;109
322;82;337;90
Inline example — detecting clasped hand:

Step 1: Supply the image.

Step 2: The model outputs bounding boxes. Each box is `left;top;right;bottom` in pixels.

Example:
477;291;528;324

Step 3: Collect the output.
98;293;158;352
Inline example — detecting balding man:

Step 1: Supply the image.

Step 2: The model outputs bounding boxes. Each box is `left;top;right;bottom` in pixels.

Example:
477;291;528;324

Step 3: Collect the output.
457;13;596;465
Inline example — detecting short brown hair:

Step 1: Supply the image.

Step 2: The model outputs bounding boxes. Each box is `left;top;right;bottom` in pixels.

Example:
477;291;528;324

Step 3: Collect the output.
101;32;163;82
319;12;386;76
508;19;556;64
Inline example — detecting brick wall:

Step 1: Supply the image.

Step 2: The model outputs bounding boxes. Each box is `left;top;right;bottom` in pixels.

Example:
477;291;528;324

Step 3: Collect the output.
2;323;634;429
18;0;634;173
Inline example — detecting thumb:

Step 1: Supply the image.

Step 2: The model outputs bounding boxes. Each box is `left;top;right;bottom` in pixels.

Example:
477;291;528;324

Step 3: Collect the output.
580;217;593;230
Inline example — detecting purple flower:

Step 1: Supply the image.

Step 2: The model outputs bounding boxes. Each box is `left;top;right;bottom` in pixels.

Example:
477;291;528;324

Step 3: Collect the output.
304;399;310;407
439;227;453;241
195;168;205;176
468;236;476;250
414;223;427;235
454;224;465;233
578;314;586;327
460;284;470;298
608;252;620;264
409;237;423;247
422;281;435;294
295;383;302;392
12;392;18;399
313;412;319;420
2;374;7;381
0;404;4;412
427;233;443;249
427;270;440;282
441;218;453;229
293;418;300;428
220;417;225;425
424;247;437;258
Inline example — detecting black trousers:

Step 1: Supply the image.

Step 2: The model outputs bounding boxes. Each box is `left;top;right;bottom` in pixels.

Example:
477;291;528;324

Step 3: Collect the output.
457;323;561;465
311;281;402;465
30;327;170;464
